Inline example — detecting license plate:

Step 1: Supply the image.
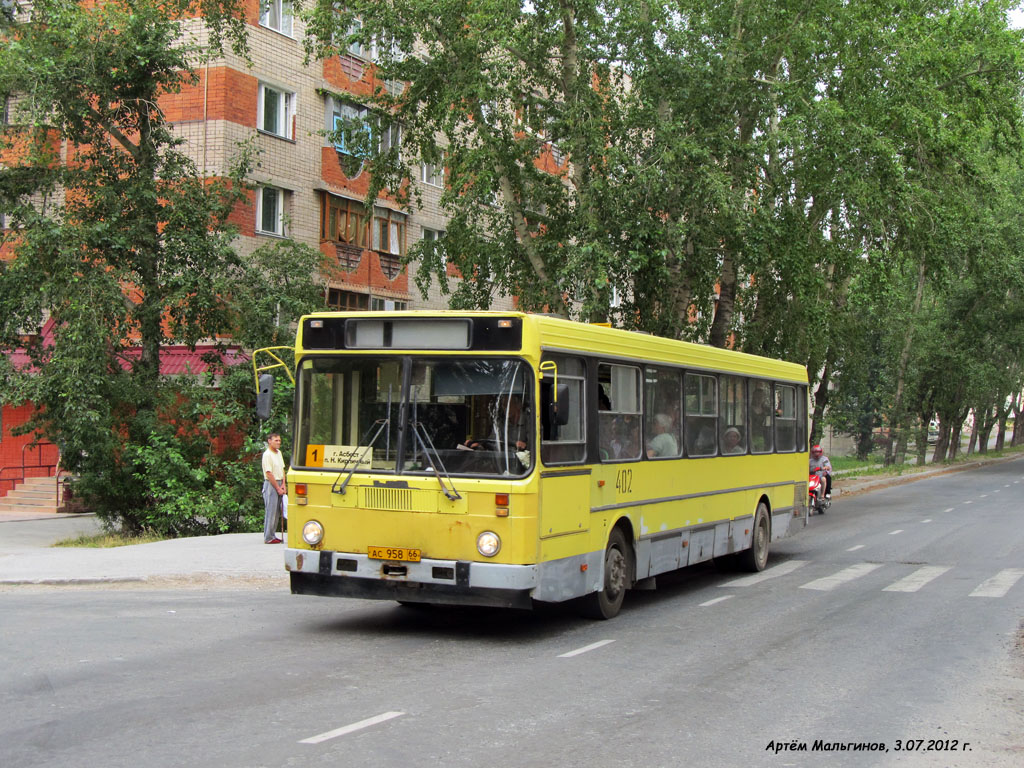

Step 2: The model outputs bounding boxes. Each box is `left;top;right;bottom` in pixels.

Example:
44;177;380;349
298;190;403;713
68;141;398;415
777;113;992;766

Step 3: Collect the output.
368;546;421;562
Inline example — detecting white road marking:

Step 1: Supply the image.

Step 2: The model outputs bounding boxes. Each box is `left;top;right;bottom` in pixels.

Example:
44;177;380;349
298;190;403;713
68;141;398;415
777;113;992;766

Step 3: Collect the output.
847;545;865;552
800;563;883;591
882;566;951;593
1005;485;1011;488
721;560;809;587
921;519;932;523
992;490;1000;494
969;569;1024;598
300;712;405;744
558;639;616;658
943;508;954;513
963;500;973;505
979;494;988;498
889;529;904;535
700;595;733;607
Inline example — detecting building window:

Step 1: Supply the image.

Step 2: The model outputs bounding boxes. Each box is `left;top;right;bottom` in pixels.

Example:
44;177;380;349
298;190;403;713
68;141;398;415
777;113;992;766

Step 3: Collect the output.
370;297;408;311
329;100;371;157
258;84;294;139
420;158;443;187
327;289;368;311
259;0;293;36
326;290;407;312
321;193;368;248
378;122;401;157
373;207;406;256
257;186;285;236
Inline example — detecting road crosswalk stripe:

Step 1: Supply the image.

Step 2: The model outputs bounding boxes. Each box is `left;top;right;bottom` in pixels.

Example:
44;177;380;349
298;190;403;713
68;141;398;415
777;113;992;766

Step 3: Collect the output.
720;560;809;587
969;569;1024;598
882;566;951;593
800;563;883;591
700;595;733;607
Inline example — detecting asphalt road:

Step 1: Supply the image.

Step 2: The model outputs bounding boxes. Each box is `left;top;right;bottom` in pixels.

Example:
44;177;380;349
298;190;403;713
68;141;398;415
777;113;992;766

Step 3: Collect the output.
2;459;1022;768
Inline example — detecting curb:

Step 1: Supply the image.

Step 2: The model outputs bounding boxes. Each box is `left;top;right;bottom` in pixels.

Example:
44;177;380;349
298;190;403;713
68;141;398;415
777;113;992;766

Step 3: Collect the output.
0;576;145;586
834;453;1022;499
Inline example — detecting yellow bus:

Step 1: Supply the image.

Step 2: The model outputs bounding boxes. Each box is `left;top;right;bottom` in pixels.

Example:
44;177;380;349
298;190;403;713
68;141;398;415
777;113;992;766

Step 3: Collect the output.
267;311;809;619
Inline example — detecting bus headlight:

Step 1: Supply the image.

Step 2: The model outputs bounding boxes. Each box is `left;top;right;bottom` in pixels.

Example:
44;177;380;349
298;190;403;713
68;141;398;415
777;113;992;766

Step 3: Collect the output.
302;520;324;547
476;531;501;557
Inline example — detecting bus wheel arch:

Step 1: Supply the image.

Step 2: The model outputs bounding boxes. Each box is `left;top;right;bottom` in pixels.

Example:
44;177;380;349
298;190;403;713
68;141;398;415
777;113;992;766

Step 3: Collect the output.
578;520;634;620
738;499;771;573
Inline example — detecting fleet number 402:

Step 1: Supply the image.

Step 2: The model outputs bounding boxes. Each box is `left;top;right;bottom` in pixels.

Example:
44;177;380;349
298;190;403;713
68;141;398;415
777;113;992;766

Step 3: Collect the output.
615;469;633;494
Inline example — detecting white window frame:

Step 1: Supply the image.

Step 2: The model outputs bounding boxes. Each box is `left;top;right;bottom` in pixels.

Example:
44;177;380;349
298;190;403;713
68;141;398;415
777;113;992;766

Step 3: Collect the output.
259;0;293;37
422;227;445;265
258;83;295;140
378;122;401;158
420;158;443;187
370;297;408;312
256;186;286;237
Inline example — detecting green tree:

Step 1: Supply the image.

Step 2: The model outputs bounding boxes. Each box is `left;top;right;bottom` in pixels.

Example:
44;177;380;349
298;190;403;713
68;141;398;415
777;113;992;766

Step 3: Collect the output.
0;0;324;532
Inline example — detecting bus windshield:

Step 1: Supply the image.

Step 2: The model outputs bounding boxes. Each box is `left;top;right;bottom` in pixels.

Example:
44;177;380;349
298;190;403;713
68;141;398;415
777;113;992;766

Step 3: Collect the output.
295;356;534;478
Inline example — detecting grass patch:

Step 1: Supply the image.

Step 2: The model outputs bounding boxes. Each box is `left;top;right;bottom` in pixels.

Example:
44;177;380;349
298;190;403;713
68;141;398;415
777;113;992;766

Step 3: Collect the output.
830;455;883;473
53;531;167;548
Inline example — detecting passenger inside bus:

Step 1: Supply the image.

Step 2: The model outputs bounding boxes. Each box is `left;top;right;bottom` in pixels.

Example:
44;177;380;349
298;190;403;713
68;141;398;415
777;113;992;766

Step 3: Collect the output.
722;426;745;454
647;413;679;457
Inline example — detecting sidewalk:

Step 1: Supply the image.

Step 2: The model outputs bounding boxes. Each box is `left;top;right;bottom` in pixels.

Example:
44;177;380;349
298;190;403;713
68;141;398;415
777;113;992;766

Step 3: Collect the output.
0;514;287;586
0;452;1019;587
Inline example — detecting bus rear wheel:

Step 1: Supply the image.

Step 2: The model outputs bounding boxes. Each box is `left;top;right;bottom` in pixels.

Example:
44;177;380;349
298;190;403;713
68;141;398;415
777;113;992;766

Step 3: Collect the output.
737;502;770;572
579;527;631;620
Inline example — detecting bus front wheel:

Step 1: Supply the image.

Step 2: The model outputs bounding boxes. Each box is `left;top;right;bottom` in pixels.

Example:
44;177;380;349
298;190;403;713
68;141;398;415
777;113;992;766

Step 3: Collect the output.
738;502;770;572
579;527;631;620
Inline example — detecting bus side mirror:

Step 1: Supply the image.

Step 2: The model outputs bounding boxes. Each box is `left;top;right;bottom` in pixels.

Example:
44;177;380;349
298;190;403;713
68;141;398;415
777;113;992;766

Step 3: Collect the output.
256;374;274;421
549;383;570;427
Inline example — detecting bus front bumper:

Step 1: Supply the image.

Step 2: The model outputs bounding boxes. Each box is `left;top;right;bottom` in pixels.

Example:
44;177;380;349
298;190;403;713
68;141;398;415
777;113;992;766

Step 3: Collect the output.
284;548;539;609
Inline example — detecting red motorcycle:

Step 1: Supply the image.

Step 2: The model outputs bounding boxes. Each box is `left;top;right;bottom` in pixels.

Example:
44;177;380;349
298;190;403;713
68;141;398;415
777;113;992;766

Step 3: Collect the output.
808;470;831;515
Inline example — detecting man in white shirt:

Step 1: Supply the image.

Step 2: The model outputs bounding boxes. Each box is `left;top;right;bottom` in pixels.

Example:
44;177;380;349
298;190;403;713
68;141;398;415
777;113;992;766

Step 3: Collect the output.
262;433;286;544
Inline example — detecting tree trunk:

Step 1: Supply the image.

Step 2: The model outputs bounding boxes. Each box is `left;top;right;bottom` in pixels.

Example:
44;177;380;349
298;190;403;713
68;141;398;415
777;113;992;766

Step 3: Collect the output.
931;422;947;464
886;257;927;465
708;248;738;349
810;356;834;446
916;412;928;465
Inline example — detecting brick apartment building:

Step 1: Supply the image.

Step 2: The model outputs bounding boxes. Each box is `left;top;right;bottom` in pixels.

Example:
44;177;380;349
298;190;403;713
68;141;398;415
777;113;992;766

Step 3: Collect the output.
1;4;514;495
164;2;513;314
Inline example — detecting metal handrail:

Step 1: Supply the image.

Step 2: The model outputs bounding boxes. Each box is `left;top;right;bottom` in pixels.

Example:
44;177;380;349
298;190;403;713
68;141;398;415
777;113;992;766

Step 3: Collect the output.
0;440;59;496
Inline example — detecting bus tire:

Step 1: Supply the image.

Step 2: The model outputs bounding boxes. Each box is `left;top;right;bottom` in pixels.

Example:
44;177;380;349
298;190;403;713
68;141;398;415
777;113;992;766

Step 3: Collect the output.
579;527;631;620
738;502;770;572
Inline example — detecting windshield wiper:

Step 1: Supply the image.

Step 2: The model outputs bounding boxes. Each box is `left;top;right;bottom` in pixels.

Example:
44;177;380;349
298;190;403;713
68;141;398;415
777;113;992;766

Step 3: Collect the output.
332;418;391;496
410;421;462;501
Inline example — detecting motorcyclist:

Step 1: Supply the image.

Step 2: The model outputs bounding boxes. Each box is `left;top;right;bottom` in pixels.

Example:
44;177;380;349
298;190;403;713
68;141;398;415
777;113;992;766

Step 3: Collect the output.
809;444;832;502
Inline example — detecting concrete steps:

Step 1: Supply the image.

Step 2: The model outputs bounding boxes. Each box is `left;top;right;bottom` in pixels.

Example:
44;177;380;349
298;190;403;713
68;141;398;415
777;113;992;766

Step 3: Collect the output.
0;476;62;516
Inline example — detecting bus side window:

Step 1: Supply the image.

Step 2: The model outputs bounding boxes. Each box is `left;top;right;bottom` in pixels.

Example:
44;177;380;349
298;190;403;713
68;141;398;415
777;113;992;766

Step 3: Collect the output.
540;356;586;464
775;384;797;452
684;373;717;457
644;366;682;459
749;379;773;454
598;363;642;461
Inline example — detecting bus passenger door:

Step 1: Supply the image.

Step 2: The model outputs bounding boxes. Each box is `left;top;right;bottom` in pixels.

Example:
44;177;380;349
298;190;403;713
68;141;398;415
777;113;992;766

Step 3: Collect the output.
539;471;590;538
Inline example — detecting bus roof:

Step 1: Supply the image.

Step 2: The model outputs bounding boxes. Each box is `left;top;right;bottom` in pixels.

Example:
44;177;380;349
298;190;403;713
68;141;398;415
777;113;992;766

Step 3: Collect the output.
298;310;808;384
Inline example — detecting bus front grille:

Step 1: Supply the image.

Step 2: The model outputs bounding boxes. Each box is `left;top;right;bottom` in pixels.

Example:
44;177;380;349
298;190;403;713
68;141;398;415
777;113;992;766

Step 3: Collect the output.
359;487;438;513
